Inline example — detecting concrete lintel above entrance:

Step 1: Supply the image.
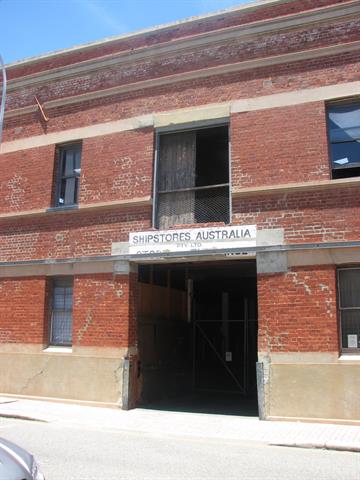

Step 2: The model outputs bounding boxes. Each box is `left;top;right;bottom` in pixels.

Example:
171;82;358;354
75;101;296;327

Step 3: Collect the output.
257;251;288;274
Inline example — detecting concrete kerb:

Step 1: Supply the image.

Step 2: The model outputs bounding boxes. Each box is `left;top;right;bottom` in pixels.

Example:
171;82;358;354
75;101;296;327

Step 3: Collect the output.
0;397;360;452
271;441;360;452
0;412;48;423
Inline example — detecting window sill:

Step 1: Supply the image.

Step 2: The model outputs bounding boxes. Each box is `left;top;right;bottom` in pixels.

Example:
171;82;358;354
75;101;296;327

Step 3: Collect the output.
46;205;79;213
339;354;360;361
232;176;360;198
43;346;73;354
0;196;151;221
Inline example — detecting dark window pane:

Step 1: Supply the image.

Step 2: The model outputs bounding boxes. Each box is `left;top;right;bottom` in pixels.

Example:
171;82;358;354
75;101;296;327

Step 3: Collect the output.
64;151;75;176
51;312;72;345
339;268;360;351
56;144;81;207
138;265;151;284
158;132;196;191
170;268;186;290
328;105;360;180
157;191;195;229
74;150;81;171
153;265;168;287
339;269;360;308
329;126;360;143
196;126;229;186
51;278;73;346
329;105;360;134
64;177;76;204
331;142;360;169
156;127;230;228
195;186;230;224
341;310;360;349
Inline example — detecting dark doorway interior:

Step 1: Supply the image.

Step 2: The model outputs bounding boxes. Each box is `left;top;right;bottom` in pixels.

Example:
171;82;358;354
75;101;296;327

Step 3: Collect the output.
137;260;258;416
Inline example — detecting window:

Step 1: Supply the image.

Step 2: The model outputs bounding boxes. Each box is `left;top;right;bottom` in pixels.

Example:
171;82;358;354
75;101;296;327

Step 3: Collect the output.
338;268;360;352
154;125;230;229
327;104;360;179
55;143;82;206
50;277;73;346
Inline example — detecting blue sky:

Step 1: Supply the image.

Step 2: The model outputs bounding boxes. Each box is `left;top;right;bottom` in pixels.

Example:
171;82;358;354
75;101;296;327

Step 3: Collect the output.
1;0;250;64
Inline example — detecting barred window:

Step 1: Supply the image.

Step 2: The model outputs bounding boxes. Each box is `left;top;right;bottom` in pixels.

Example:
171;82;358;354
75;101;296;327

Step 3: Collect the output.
328;104;360;179
56;143;82;206
338;268;360;352
154;125;230;229
50;277;73;346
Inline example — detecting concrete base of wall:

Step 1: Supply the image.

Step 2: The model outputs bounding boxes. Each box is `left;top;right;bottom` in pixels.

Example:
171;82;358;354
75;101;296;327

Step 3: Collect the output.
267;361;360;422
0;347;128;406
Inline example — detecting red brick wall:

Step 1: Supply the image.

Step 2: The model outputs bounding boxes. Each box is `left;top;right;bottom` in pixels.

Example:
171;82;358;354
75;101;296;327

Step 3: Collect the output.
258;265;338;352
1;181;359;262
232;185;360;243
73;273;136;348
0;277;47;344
0;129;153;213
0;146;55;214
0;207;151;261
5;47;360;143
0;274;136;348
80;129;153;204
231;103;330;187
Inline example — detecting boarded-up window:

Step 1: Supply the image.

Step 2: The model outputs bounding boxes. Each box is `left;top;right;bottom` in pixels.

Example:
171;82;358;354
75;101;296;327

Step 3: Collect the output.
338;268;360;352
155;126;229;229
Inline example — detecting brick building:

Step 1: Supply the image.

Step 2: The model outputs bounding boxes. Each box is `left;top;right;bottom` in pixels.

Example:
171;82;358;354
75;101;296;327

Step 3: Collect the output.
1;0;360;422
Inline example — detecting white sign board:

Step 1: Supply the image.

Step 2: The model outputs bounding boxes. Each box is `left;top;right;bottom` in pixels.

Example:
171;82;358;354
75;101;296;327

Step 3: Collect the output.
128;225;256;255
348;334;358;349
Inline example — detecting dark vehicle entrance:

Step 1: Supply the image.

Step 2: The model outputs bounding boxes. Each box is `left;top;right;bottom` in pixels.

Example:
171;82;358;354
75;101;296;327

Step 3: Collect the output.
137;260;258;415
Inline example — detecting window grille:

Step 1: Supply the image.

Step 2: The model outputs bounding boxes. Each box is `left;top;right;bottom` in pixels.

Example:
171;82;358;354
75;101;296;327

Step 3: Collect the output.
155;125;230;229
50;277;73;346
338;268;360;352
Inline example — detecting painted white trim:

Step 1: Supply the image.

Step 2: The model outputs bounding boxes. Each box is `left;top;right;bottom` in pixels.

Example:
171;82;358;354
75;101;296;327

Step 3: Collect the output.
0;114;153;153
43;346;73;354
339;355;360;361
231;81;360;113
154;104;230;128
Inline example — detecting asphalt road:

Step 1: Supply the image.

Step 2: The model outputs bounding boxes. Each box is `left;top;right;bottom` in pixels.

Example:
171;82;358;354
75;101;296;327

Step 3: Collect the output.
0;417;359;480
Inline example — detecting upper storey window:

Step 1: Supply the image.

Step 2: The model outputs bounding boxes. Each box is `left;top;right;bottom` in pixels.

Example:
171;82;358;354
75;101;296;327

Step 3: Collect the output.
328;104;360;179
154;125;230;229
55;143;82;207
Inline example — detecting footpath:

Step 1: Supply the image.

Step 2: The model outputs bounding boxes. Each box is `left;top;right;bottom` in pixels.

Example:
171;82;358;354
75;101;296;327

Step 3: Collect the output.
0;396;359;452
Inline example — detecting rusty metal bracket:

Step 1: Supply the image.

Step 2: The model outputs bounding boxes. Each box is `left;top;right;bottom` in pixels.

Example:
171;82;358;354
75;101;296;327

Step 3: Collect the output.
34;95;49;122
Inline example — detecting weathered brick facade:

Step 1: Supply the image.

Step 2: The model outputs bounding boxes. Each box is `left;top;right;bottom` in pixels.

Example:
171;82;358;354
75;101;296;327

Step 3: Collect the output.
1;0;360;421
